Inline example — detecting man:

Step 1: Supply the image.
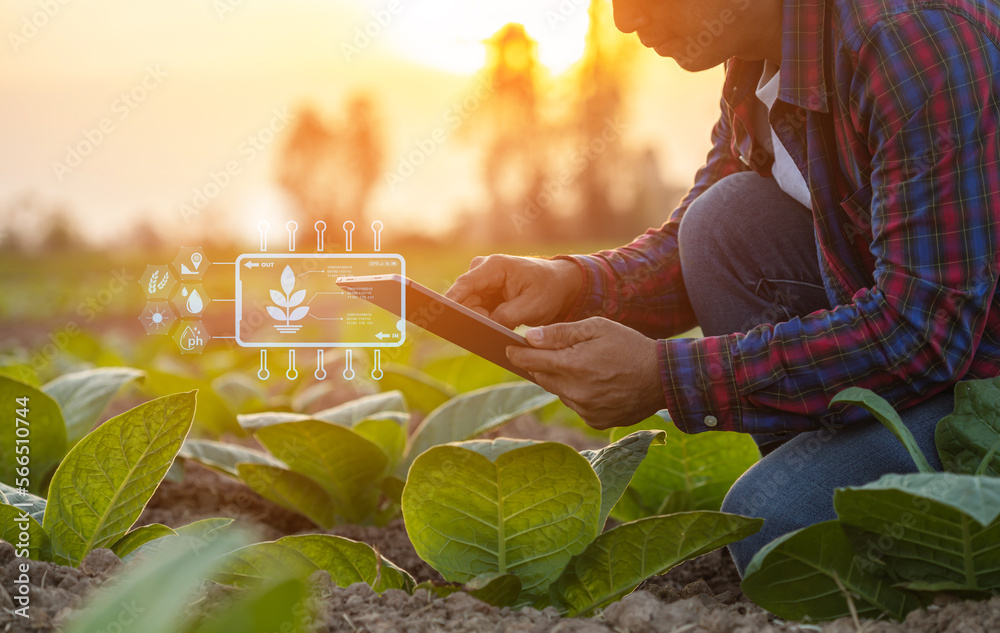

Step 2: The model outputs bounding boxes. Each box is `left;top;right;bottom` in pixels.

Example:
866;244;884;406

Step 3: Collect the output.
446;0;1000;574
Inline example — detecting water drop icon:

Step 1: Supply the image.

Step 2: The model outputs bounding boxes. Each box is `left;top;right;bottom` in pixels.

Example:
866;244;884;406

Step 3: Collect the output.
186;289;204;315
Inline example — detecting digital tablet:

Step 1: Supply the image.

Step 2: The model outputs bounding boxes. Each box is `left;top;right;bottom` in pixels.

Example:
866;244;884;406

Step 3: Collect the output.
335;274;535;382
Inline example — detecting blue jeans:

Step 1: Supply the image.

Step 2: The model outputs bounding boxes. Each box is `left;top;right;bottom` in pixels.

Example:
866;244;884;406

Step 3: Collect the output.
677;171;949;576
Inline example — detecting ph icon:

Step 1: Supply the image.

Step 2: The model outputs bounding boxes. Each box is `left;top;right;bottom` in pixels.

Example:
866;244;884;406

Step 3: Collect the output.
173;320;209;354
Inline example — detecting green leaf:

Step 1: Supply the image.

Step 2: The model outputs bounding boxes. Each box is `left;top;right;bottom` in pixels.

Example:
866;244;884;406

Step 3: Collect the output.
122;518;236;563
0;376;68;494
834;473;1000;590
404;383;558;472
581;430;665;529
237;411;310;432
43;392;197;566
254;420;389;524
936;378;1000;476
175;517;234;539
237;463;338;528
0;503;52;560
402;441;601;599
742;520;922;622
0;364;39;387
190;577;311;633
379;365;456;413
831;388;935;474
355;417;407;471
215;534;414;592
610;415;759;519
42;367;145;447
62;530;250;633
415;573;522;607
552;512;762;616
110;523;177;558
179;438;285;478
0;482;46;523
312;390;408;426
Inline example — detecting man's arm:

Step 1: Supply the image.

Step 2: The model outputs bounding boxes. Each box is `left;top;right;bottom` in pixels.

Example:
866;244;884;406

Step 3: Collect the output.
558;93;749;339
662;10;1000;434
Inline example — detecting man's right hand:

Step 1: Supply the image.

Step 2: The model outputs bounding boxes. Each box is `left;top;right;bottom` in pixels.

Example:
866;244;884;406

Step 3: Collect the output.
444;255;584;329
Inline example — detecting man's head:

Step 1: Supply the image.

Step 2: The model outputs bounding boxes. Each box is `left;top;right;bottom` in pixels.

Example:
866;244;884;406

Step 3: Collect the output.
611;0;782;71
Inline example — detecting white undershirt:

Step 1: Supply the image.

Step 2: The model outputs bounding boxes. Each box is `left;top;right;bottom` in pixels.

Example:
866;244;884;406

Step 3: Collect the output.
754;61;812;208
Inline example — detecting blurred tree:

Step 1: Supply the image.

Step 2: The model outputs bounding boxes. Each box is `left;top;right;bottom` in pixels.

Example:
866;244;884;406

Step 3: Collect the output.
569;0;638;238
277;95;385;230
474;23;558;243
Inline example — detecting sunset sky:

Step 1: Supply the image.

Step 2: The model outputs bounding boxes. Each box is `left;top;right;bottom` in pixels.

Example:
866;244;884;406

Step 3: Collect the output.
0;0;724;245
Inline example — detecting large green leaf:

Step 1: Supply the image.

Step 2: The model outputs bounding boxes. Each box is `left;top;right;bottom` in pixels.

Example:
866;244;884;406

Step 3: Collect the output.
0;376;68;494
0;364;39;387
742;520;922;622
580;430;665;528
237;411;310;432
936;378;1000;476
403;383;558;473
62;530;249;633
552;512;762;616
379;365;456;413
42;367;145;447
402;441;601;599
0;503;52;560
237;463;338;528
610;415;758;519
215;534;414;592
0;482;46;523
179;438;285;477
254;420;389;524
43;392;197;566
144;369;240;437
834;473;1000;591
831;388;934;474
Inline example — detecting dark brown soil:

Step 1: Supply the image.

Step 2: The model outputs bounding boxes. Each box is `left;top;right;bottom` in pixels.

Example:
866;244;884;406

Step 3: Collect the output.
0;542;120;632
140;462;317;540
639;547;747;604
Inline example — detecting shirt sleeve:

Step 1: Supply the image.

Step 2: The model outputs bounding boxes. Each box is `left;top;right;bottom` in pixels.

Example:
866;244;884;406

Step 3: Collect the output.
556;94;750;339
661;10;1000;434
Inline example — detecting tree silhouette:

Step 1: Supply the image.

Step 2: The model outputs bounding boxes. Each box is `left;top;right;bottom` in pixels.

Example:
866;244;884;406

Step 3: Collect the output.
277;94;385;230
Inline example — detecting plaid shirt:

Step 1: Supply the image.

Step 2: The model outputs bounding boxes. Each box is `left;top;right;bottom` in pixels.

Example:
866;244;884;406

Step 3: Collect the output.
563;0;1000;434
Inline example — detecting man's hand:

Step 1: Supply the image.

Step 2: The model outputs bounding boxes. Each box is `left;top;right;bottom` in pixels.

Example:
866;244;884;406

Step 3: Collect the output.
507;317;666;430
445;255;583;328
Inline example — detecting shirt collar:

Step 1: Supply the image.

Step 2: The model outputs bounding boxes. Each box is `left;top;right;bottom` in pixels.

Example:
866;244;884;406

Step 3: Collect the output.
723;0;830;113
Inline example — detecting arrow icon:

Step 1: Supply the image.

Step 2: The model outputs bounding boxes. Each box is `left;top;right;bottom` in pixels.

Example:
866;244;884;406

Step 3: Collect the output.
244;261;260;269
374;332;389;340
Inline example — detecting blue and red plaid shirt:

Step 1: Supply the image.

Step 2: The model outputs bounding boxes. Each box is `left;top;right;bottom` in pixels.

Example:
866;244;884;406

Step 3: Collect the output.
563;0;1000;435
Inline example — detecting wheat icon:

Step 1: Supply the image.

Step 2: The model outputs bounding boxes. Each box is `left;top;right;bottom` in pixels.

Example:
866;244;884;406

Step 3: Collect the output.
147;270;170;294
268;265;309;334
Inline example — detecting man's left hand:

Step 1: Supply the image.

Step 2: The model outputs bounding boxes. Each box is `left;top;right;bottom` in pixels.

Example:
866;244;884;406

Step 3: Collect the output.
507;317;666;430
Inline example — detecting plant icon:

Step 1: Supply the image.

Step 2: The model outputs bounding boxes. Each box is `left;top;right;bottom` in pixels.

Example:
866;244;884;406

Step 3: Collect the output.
268;265;309;334
147;269;169;295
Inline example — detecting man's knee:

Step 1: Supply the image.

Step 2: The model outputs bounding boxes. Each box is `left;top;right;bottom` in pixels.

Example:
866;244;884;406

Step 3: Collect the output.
678;171;762;266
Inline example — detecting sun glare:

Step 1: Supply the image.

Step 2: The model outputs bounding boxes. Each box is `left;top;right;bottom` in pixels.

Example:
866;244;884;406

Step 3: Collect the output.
370;0;592;75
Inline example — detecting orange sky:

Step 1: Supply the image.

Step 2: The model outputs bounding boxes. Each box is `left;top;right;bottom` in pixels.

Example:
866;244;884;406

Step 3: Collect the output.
0;0;725;245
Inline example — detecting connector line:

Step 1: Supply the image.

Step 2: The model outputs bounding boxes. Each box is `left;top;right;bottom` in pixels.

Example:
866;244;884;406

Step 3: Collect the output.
214;262;236;265
215;336;236;339
214;299;236;302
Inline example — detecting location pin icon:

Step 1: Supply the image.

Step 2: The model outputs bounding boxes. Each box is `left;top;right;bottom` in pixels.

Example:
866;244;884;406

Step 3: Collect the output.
191;252;202;271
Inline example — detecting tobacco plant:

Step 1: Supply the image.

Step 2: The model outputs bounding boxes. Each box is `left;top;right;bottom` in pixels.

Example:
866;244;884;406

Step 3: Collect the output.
742;381;1000;622
0;391;211;566
401;432;763;615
